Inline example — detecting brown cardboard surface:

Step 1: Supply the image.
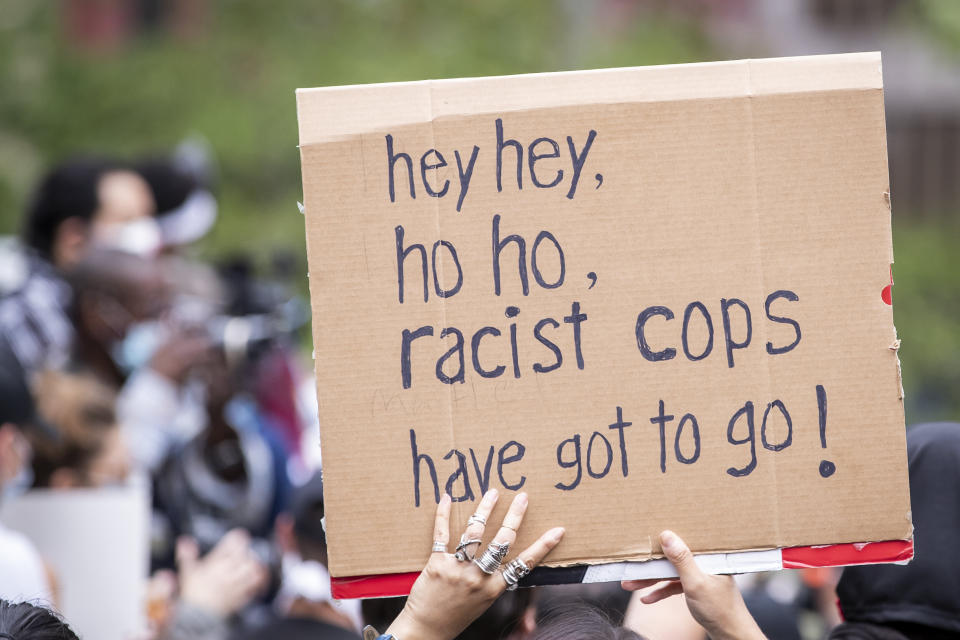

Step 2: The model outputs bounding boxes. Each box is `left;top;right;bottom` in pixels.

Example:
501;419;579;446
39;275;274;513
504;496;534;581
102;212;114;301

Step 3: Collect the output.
296;53;912;578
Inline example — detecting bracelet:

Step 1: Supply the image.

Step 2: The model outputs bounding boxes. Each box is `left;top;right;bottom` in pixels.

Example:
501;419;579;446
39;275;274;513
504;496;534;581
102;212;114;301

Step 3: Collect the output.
362;625;399;640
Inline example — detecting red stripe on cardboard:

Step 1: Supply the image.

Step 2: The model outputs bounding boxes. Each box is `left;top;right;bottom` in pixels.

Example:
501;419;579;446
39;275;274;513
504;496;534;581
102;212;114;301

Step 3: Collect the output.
331;571;420;600
781;539;913;569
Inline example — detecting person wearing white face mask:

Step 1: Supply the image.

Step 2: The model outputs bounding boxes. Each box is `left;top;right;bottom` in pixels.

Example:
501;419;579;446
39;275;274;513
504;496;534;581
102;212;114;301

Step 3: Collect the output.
0;341;55;605
0;157;161;377
64;248;214;473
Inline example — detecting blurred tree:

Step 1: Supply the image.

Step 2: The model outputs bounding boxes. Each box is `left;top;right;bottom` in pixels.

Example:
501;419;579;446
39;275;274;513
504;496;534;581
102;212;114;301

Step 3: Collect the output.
916;0;960;51
0;0;708;251
0;0;954;422
892;224;960;424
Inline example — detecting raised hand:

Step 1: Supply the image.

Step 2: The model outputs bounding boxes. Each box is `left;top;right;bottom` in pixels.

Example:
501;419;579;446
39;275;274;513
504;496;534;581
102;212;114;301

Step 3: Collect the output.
384;491;564;640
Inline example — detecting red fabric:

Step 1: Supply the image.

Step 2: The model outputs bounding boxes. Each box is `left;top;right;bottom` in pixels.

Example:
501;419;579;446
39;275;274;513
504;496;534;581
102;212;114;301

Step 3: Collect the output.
254;348;303;455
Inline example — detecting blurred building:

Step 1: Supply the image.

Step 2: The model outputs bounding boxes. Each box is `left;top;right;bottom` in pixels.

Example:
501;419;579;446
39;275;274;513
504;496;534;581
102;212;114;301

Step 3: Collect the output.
64;0;208;50
700;0;960;217
581;0;960;216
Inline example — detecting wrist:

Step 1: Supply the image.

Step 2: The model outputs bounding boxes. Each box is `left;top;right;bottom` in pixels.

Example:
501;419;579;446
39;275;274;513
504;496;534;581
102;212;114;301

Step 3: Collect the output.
708;611;766;640
385;606;445;640
178;592;230;619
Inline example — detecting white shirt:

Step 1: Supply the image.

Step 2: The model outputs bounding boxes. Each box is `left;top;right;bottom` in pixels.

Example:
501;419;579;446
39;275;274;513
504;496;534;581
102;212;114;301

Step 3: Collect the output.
0;520;52;603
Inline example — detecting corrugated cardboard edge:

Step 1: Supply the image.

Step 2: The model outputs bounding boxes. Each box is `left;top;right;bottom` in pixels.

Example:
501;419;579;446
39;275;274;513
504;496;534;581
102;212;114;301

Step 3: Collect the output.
295;50;911;578
296;52;882;146
330;539;914;599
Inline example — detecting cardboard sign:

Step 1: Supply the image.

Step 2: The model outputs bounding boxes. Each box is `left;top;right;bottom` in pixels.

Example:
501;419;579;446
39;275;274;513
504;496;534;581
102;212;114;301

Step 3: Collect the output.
296;52;912;582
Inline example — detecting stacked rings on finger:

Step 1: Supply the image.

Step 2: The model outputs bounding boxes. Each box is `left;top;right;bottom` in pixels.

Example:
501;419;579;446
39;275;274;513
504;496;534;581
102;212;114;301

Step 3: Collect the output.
501;558;531;591
474;540;510;574
431;541;447;553
454;535;483;562
467;513;487;527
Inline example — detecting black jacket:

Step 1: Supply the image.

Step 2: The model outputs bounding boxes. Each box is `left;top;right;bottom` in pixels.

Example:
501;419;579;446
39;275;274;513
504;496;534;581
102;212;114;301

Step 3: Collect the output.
831;422;960;639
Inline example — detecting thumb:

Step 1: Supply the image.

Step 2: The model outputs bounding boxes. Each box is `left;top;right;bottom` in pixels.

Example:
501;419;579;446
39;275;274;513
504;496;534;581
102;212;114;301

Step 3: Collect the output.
660;530;702;584
175;536;200;574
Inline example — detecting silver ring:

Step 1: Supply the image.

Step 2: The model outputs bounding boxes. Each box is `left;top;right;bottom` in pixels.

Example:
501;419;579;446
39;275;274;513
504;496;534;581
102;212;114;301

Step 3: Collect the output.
467;513;487;527
501;557;531;591
473;540;510;574
454;535;483;562
432;541;447;553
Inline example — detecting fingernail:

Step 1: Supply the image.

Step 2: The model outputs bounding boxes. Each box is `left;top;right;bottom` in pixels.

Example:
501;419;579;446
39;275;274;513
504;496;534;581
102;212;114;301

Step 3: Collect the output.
660;530;680;553
550;527;565;542
440;493;451;506
516;492;528;506
485;489;498;500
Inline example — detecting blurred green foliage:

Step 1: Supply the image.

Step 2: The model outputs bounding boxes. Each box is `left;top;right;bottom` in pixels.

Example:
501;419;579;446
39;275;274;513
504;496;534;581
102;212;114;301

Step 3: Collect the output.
0;0;709;260
0;0;955;422
916;0;960;51
892;222;960;424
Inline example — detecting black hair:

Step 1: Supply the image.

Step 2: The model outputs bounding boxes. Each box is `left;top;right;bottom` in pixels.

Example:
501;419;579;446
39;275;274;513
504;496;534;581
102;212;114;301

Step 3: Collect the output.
535;582;634;627
290;476;327;564
0;600;80;640
531;603;645;640
458;589;534;640
23;157;121;259
134;158;198;214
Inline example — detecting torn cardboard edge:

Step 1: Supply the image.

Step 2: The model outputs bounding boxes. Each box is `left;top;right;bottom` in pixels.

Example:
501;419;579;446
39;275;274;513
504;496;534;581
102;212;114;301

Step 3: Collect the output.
296;52;883;146
330;538;914;599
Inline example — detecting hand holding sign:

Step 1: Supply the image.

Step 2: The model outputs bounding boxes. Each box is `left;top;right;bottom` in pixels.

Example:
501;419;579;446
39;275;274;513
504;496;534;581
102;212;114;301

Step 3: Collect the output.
384;493;565;640
623;531;766;640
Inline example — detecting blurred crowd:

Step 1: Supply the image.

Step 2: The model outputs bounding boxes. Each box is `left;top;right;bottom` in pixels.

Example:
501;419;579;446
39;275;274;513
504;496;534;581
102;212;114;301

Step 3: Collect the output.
0;155;957;640
0;153;331;639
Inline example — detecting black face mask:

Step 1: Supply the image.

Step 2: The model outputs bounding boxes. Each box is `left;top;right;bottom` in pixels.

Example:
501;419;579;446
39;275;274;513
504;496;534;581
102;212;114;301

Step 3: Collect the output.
835;422;960;637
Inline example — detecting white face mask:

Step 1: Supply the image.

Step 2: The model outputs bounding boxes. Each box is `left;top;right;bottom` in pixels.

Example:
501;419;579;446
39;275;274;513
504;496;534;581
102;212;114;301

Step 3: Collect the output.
1;439;33;504
93;217;163;256
277;553;363;630
110;320;167;374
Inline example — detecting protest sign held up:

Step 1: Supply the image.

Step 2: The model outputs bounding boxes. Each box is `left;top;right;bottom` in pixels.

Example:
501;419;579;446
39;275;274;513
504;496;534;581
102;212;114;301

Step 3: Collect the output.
296;52;912;581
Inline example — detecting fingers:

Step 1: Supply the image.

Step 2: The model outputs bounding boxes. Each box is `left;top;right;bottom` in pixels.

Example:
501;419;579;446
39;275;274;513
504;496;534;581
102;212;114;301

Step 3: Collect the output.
211;529;251;563
175;536;199;573
462;488;499;541
490;492;528;546
433;493;452;548
621;577;669;592
623;531;701;599
236;552;269;594
659;530;702;586
516;526;565;568
640;580;685;604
